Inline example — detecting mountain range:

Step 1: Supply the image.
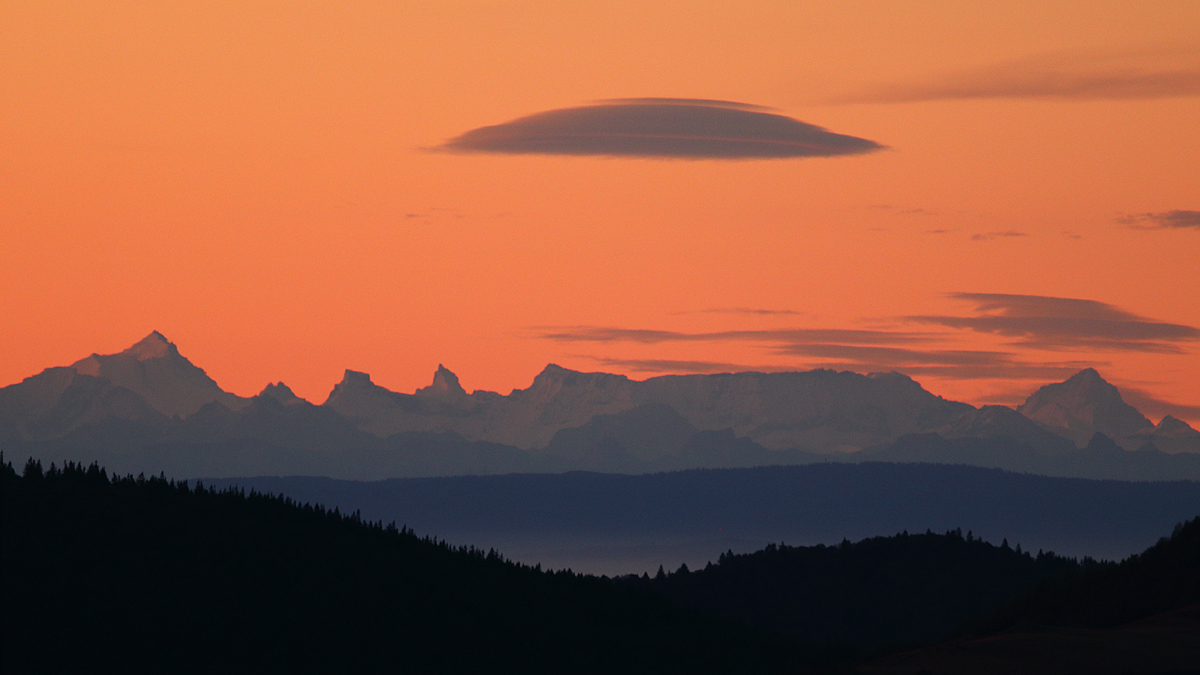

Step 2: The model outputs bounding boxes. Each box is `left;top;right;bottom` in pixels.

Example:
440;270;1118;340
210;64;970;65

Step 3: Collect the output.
2;332;1197;480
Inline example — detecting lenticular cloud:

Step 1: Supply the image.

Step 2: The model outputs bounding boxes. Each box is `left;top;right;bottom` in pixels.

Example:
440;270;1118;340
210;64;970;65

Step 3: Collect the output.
438;99;885;159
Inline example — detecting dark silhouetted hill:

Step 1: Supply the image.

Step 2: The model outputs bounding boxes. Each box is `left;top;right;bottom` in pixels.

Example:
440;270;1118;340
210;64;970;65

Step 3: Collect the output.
859;518;1200;675
624;530;1080;651
987;515;1200;631
1;457;812;675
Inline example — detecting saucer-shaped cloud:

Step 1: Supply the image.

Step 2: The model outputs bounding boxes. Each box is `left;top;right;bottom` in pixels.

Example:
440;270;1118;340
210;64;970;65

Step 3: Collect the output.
439;99;884;159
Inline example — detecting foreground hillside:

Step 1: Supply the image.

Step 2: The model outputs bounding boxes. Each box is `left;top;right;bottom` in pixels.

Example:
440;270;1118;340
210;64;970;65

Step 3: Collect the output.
0;459;808;674
986;514;1200;631
5;457;1196;673
625;531;1082;650
861;516;1200;675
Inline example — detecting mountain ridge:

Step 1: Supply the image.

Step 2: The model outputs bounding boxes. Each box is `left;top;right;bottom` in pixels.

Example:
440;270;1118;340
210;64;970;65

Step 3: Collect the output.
2;333;1197;480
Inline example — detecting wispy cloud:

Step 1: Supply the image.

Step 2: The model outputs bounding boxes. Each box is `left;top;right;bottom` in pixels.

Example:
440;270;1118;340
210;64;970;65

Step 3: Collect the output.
535;326;927;345
774;343;1009;366
585;356;765;374
833;51;1200;103
908;293;1200;352
971;231;1028;241
1118;210;1200;230
437;99;885;159
806;362;1099;381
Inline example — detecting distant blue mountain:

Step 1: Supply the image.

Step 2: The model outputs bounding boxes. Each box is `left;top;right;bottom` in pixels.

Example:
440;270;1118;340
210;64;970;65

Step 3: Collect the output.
205;463;1200;576
4;333;1198;482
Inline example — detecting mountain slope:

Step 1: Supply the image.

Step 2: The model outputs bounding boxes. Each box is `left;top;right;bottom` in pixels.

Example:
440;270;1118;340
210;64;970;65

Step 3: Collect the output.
1134;415;1200;454
0;367;166;440
0;333;245;441
936;405;1075;455
69;331;247;417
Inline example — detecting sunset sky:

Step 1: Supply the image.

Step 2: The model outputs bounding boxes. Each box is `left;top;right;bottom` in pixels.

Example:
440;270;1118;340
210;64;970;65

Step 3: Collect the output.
3;1;1198;424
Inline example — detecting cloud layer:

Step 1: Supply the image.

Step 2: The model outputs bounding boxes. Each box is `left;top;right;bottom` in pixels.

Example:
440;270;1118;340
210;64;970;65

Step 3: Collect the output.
835;52;1200;103
1119;210;1200;230
907;293;1199;353
439;99;885;159
534;294;1196;382
538;324;1097;380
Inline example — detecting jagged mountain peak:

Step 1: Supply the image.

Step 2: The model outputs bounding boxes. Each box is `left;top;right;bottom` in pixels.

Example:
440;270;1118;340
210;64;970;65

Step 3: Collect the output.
1155;415;1199;438
323;370;378;407
1017;368;1153;444
124;331;175;361
536;363;574;378
259;382;305;406
416;365;466;397
339;370;374;386
73;332;177;375
867;371;916;383
522;364;633;403
59;333;244;418
532;363;631;382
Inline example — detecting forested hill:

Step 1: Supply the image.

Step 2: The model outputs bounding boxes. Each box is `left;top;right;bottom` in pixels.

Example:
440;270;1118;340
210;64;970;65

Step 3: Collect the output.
985;514;1200;631
623;531;1084;651
857;517;1200;674
0;458;812;675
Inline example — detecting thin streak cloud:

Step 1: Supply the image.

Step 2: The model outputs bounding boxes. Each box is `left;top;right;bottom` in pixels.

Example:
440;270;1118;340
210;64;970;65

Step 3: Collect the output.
971;231;1028;241
810;363;1101;381
438;99;885;159
585;357;763;374
833;52;1200;103
536;327;927;345
671;308;805;317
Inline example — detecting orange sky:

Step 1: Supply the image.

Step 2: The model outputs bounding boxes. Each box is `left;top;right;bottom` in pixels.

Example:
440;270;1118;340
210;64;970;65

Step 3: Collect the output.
3;1;1198;423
